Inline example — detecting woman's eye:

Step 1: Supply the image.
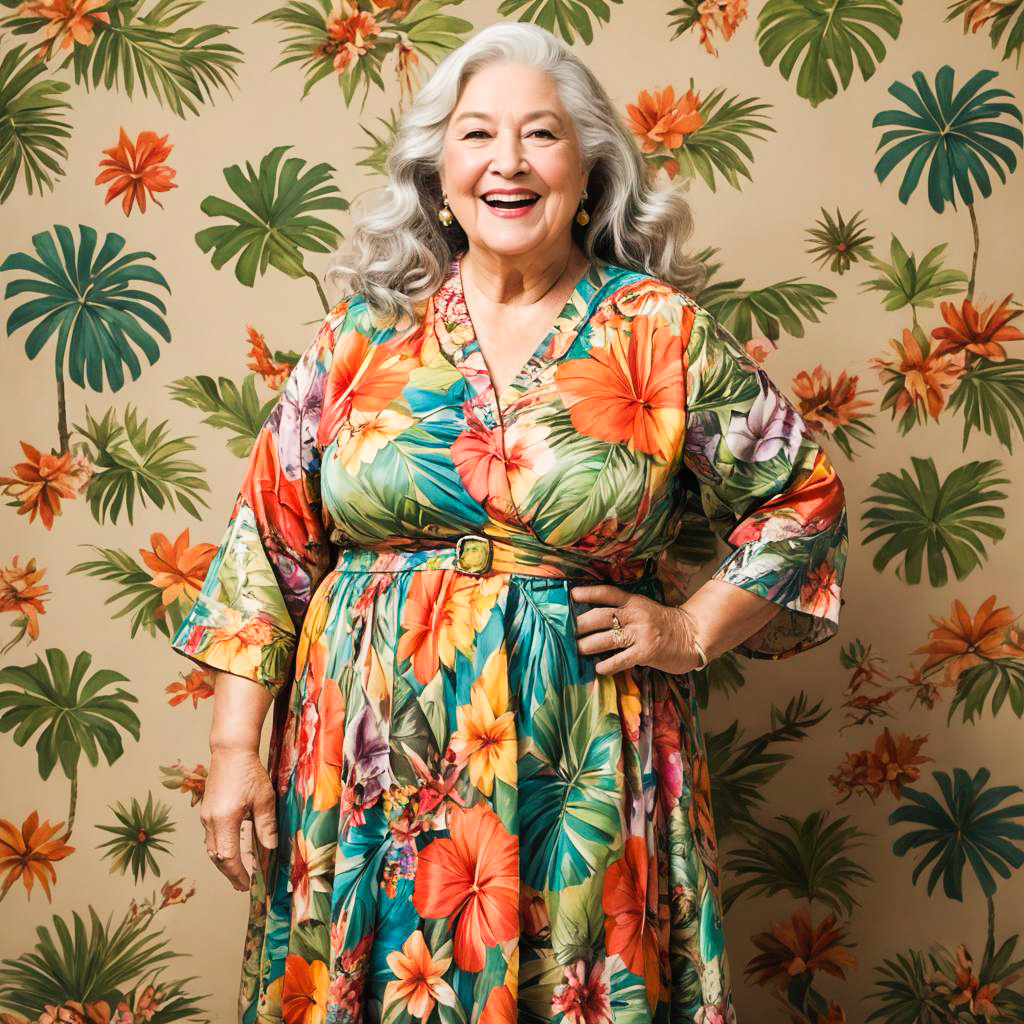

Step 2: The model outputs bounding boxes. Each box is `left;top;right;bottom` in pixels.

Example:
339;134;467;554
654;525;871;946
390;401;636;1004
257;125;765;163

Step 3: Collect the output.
462;129;556;139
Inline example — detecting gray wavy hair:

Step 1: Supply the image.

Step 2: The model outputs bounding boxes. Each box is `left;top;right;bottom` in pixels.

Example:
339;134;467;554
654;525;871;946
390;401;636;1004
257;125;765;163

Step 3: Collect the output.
324;21;708;325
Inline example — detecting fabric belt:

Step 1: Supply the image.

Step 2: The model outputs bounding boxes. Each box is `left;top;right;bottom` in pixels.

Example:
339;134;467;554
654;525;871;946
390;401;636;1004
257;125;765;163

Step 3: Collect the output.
331;533;659;584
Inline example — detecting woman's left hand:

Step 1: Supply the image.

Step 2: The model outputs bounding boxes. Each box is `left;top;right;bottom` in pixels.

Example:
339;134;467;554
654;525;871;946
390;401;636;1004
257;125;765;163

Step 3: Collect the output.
570;584;703;676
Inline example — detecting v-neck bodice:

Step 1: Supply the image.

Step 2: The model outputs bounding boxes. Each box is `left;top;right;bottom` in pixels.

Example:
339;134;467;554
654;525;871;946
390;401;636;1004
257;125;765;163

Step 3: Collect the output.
431;254;610;416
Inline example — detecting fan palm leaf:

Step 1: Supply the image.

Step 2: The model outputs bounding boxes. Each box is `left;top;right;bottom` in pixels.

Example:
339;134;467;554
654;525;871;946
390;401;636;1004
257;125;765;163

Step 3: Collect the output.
861;456;1007;585
889;766;1024;900
0;43;72;202
948;357;1024;452
873;65;1023;214
947;658;1024;724
195;144;347;298
757;0;905;107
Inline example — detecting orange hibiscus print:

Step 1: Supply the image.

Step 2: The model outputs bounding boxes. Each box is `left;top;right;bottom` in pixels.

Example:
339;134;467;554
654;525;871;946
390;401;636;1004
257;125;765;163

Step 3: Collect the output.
20;0;110;59
0;556;49;649
396;571;480;685
555;313;683;461
870;329;966;422
246;325;293;389
384;930;456;1020
319;329;416;445
746;909;856;988
413;802;519;971
626;86;704;179
602;836;662;1009
282;953;329;1024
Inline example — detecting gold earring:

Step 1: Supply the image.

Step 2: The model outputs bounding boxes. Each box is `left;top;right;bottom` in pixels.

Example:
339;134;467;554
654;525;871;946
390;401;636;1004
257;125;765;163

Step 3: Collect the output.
438;192;453;227
575;188;589;226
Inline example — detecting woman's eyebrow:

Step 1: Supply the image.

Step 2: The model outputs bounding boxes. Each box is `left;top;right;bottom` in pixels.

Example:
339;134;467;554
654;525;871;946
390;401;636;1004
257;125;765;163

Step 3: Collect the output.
454;110;563;125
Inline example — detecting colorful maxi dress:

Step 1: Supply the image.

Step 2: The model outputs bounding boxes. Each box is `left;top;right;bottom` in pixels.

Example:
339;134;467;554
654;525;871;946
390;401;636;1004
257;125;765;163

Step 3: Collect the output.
171;256;848;1024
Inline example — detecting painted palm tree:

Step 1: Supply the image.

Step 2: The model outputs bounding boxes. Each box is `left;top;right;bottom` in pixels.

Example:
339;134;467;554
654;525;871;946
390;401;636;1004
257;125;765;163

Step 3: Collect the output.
196;144;348;310
889;766;1024;964
757;0;904;107
0;224;172;454
861;456;1007;586
722;810;873;915
0;649;141;837
0;902;206;1021
873;65;1024;300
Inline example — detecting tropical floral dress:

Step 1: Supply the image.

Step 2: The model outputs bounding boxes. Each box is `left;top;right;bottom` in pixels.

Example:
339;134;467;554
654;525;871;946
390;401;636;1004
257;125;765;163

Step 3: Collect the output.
171;255;848;1024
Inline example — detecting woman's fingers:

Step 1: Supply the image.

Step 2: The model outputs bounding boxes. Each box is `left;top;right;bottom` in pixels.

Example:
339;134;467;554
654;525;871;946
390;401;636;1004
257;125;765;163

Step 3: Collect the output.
252;778;279;851
210;812;249;891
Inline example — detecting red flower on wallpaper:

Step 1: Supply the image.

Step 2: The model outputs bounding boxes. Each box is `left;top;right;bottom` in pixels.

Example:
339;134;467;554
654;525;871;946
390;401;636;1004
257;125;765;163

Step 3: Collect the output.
96;127;178;216
0;810;74;902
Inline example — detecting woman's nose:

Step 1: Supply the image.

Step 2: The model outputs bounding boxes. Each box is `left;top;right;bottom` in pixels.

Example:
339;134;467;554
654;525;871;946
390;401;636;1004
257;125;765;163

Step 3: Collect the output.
488;129;528;175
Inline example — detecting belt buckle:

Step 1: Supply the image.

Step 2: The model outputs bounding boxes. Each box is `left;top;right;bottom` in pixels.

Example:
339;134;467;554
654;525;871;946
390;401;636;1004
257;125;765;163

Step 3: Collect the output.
454;534;493;575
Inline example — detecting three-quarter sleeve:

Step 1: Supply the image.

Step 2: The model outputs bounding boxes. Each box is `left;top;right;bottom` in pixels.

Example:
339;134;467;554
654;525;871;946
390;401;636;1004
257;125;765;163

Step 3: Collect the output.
170;305;344;695
677;300;848;660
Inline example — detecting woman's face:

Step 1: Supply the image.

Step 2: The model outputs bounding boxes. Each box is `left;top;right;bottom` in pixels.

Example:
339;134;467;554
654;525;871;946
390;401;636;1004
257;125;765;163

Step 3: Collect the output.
439;62;587;263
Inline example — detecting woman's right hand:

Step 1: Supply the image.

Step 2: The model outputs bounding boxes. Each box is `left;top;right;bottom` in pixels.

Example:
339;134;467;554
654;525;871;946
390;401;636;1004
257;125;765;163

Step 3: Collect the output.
200;746;278;891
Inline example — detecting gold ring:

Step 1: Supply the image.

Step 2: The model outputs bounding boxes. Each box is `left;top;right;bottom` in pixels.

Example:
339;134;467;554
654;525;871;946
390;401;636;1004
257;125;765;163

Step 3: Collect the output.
610;612;624;647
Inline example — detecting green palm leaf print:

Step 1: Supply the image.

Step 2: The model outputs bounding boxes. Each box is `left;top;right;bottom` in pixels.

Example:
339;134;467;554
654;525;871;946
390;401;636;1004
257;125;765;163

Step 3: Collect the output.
861;456;1007;586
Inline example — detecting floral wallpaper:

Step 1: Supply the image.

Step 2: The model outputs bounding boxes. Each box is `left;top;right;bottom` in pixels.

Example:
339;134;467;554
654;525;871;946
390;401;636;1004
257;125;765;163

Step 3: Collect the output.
1;0;1023;1022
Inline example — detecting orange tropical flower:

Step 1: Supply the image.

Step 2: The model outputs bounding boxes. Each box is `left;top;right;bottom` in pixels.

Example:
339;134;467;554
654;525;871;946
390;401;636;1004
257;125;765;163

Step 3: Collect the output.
452;418;555;519
0;442;89;529
932;943;1013;1018
0;556;49;645
413;802;519;971
290;830;334;924
961;0;1013;32
449;659;517;796
694;0;749;55
746;909;856;988
555;313;683;461
931;294;1024;363
479;983;517;1024
164;667;215;708
95;127;177;216
397;571;483;685
869;328;966;421
829;727;931;802
0;811;74;901
319;330;417;444
602;836;662;1009
282;954;329;1024
161;760;207;806
384;930;457;1020
790;366;874;431
318;2;381;73
246;325;292;389
19;0;110;59
140;528;217;610
626;85;704;154
197;608;275;678
913;594;1023;683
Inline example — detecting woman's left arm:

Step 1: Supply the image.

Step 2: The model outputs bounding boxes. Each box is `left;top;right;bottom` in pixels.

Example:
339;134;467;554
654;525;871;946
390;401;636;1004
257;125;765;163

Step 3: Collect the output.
574;296;849;676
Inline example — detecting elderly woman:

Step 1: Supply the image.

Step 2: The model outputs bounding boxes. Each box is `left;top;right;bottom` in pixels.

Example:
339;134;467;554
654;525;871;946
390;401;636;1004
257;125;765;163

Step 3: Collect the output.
172;20;847;1024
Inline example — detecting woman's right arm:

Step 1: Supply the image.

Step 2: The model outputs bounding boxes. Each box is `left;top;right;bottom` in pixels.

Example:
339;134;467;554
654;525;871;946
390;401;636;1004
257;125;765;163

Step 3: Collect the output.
201;670;277;891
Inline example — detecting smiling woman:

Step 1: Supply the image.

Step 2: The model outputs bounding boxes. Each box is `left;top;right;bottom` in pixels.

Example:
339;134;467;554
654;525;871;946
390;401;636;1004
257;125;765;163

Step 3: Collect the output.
170;20;848;1024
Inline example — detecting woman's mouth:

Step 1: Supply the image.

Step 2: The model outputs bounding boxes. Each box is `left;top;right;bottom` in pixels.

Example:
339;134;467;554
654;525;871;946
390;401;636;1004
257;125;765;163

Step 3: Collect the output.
480;194;540;217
